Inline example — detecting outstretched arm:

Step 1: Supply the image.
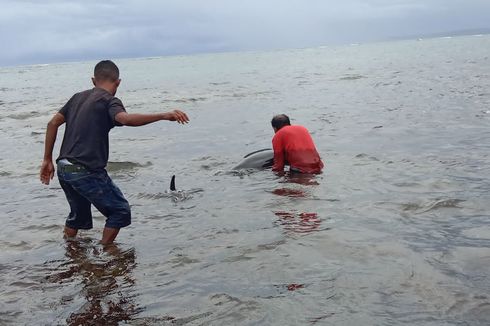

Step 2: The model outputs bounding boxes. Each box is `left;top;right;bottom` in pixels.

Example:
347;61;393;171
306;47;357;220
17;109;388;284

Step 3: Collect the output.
40;113;65;185
115;109;189;126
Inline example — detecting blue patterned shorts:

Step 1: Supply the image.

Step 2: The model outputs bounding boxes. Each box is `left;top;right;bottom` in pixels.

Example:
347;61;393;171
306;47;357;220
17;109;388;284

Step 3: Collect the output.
57;161;131;229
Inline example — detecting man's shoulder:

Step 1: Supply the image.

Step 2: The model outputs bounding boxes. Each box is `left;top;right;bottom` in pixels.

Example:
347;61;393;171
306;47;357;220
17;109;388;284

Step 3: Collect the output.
66;89;95;104
64;88;118;113
290;124;307;130
278;125;307;134
290;125;311;135
86;88;124;108
73;88;94;97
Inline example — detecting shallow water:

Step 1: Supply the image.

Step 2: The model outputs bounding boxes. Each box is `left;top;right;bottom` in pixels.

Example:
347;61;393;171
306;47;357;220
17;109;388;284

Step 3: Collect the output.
1;35;490;325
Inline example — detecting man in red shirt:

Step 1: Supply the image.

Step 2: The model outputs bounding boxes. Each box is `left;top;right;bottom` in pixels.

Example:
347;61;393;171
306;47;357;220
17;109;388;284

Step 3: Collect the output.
271;114;324;174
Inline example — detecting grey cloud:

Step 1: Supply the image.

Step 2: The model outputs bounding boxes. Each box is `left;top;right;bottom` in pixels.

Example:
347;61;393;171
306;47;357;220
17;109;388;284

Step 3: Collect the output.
1;0;489;66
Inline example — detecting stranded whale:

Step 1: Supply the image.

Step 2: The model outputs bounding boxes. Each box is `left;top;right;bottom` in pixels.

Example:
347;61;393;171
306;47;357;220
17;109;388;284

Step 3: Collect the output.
170;175;176;191
233;148;274;170
167;175;203;202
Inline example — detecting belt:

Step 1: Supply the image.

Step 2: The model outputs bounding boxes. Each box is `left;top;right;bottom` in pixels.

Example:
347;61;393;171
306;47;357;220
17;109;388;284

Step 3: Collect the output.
58;163;88;173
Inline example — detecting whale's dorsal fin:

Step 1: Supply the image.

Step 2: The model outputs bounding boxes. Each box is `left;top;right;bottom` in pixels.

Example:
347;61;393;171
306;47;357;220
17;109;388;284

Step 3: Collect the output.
170;175;176;191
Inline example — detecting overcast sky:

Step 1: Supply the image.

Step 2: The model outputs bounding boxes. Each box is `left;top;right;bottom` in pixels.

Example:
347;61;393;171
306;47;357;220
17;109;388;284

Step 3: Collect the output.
1;0;489;66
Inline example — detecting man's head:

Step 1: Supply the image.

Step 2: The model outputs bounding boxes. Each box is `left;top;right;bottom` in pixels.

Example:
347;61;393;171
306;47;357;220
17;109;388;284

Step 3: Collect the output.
92;60;121;95
271;114;291;133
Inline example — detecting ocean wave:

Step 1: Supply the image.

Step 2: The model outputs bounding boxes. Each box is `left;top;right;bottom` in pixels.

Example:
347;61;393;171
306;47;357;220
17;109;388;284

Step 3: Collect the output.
7;111;40;120
106;161;152;172
401;198;465;214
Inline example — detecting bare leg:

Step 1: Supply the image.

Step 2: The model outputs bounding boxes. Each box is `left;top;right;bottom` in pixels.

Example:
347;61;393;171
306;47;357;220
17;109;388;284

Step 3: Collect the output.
64;226;78;239
101;227;120;245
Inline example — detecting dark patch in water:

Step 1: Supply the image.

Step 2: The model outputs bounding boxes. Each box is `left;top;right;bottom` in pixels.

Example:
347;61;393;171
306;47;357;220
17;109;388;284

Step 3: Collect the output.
7;111;40;120
222;254;254;262
20;223;60;231
256;239;286;251
271;188;307;198
169;254;200;267
106;161;152;172
164;97;207;103
210;82;230;86
193;156;213;161
0;240;33;250
309;313;336;324
194;155;227;170
354;153;380;162
340;74;366;80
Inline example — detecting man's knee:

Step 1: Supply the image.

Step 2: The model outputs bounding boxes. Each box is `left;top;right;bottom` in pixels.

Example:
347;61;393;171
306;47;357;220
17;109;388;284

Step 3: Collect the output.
106;202;131;229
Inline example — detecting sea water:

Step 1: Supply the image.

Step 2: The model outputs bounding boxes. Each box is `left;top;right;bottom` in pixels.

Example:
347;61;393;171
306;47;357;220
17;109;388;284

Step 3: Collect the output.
1;35;490;325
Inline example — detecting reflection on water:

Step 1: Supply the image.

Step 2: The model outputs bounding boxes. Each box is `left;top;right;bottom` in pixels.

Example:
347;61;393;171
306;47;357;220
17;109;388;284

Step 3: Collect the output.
274;211;323;234
272;171;321;197
286;283;305;291
271;173;324;234
46;240;140;325
271;188;307;197
281;172;321;186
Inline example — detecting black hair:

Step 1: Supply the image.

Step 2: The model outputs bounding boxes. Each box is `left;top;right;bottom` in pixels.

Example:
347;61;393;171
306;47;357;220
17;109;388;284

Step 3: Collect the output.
271;114;291;130
94;60;119;82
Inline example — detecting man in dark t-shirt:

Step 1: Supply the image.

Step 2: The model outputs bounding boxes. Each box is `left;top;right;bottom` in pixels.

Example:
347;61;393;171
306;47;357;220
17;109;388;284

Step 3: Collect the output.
271;114;323;174
40;60;189;245
57;87;127;170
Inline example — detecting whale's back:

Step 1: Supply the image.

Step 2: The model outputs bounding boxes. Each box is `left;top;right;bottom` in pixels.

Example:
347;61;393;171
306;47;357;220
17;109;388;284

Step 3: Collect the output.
233;148;274;170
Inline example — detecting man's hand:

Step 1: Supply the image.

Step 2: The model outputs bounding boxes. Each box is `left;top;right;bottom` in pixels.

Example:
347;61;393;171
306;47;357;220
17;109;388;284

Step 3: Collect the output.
167;110;189;124
41;113;64;185
40;159;55;185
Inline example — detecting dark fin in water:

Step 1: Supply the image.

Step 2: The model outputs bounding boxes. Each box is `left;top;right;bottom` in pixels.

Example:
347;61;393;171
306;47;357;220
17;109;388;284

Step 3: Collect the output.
170;175;176;191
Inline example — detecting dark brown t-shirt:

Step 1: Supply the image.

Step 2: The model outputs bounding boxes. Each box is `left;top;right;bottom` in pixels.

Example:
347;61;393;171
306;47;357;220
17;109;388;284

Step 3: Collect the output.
57;87;126;170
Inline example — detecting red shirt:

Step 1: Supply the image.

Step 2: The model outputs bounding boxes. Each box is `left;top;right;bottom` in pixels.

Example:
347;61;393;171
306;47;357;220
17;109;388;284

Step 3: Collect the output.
272;125;324;173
